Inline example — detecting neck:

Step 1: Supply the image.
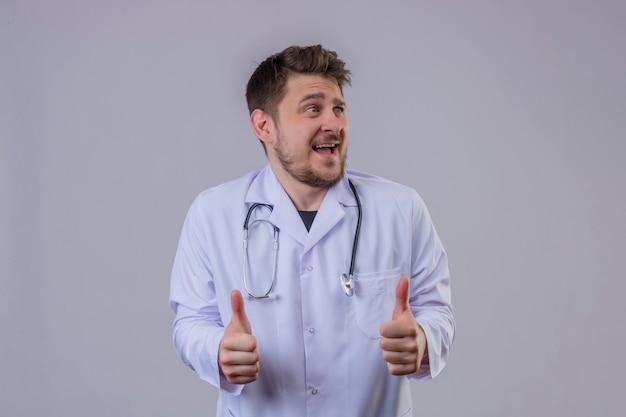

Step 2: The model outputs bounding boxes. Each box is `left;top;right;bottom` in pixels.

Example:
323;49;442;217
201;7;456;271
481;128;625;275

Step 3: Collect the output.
271;169;329;211
283;179;329;211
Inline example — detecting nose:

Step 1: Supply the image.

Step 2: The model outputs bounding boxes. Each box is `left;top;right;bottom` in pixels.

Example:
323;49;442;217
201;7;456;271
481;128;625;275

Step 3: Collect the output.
321;109;346;136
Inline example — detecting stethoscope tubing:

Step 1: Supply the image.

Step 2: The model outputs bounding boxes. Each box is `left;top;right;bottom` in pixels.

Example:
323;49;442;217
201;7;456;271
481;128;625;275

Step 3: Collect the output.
346;179;362;281
243;203;278;299
243;179;361;298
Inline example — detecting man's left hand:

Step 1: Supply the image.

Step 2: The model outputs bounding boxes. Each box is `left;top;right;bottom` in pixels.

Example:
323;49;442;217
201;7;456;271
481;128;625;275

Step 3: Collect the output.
379;276;427;376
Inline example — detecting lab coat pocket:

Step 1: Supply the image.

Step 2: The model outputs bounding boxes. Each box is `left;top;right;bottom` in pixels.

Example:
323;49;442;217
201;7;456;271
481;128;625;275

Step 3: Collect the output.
353;267;401;339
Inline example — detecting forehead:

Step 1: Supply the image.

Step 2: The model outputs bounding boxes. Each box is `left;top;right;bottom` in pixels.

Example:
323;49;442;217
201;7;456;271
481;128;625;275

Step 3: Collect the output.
282;73;343;103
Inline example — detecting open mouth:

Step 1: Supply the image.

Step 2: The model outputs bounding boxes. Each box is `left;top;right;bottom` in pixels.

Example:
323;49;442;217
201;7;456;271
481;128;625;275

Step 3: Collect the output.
313;143;337;155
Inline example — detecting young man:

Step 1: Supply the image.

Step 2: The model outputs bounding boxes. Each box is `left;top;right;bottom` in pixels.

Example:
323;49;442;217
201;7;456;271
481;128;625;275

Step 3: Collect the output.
170;45;454;416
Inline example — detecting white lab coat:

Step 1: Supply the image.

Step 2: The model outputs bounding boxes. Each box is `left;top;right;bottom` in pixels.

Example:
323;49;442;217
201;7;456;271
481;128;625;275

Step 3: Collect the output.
170;165;454;417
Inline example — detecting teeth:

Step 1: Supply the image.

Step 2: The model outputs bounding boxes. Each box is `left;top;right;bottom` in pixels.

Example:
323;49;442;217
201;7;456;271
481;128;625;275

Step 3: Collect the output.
314;144;336;149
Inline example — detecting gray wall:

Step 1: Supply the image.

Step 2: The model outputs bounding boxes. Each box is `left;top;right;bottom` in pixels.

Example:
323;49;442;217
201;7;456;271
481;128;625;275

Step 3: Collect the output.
2;1;625;416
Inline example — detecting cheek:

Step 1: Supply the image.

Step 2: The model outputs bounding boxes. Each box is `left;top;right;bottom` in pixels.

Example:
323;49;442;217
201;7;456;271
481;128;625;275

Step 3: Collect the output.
291;127;319;148
278;121;321;147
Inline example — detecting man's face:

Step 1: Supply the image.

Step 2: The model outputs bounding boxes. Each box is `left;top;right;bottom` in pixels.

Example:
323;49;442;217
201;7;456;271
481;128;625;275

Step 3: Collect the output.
268;73;349;189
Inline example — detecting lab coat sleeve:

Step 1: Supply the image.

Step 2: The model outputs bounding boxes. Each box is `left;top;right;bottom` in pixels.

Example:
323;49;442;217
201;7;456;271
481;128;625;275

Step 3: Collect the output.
407;191;455;382
169;195;244;395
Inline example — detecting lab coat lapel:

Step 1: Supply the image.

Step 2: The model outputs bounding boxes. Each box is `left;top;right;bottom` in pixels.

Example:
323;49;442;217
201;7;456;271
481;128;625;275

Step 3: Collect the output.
245;166;308;246
303;193;343;253
245;166;358;250
270;193;309;246
304;176;357;253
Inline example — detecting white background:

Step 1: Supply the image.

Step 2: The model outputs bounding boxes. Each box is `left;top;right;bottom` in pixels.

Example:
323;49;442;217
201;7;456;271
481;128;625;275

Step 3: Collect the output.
1;1;625;416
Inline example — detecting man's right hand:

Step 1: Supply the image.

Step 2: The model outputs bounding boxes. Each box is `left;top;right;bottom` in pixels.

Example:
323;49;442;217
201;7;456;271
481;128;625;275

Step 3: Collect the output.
218;290;260;385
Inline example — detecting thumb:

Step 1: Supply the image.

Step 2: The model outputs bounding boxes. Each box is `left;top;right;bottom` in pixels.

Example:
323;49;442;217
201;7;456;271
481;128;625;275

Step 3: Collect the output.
229;290;252;334
392;276;410;320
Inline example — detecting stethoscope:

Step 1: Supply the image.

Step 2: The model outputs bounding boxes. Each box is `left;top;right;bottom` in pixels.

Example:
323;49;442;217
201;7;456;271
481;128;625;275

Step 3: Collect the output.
242;179;362;299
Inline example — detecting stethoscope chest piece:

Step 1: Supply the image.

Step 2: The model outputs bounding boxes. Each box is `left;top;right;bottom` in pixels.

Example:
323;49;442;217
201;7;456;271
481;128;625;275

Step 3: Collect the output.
340;274;354;297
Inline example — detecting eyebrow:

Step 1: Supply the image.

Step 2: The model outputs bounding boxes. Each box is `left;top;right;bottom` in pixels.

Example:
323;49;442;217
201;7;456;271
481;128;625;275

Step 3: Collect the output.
298;93;346;107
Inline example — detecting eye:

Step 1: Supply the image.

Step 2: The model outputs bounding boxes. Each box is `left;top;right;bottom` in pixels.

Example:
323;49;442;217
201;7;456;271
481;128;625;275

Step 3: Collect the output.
334;106;345;114
305;105;319;113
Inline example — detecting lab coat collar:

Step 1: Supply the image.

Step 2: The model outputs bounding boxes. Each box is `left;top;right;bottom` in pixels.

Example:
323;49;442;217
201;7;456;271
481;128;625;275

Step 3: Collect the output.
245;165;358;249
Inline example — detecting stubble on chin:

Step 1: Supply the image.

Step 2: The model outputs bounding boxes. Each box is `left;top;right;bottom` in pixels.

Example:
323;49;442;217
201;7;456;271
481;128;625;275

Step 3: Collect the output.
276;148;346;189
273;130;347;188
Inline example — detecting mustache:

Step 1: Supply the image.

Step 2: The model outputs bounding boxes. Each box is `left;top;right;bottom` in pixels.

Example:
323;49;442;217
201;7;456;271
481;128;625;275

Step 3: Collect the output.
317;132;342;143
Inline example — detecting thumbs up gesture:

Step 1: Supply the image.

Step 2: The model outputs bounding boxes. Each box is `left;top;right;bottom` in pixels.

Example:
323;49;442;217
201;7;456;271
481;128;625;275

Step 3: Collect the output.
379;277;428;376
218;290;260;384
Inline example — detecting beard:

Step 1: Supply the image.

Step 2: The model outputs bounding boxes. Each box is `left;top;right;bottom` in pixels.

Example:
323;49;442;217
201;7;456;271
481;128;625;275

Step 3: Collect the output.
274;131;346;188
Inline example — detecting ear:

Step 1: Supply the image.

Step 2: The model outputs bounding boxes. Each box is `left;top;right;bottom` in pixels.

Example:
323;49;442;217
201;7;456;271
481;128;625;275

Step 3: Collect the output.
250;109;275;146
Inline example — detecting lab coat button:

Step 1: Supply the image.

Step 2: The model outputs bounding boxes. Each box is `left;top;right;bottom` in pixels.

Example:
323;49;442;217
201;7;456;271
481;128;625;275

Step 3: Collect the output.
307;265;313;272
308;327;315;333
311;388;318;395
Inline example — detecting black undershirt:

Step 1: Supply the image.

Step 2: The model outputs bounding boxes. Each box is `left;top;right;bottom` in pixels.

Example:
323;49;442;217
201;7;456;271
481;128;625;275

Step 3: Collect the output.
298;211;317;232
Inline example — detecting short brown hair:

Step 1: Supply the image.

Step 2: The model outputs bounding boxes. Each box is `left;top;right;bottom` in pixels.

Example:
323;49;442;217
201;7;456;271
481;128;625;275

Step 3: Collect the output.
245;45;351;119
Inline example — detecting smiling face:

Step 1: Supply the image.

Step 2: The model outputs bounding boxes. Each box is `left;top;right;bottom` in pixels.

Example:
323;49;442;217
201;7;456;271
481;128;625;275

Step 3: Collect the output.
266;73;349;190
